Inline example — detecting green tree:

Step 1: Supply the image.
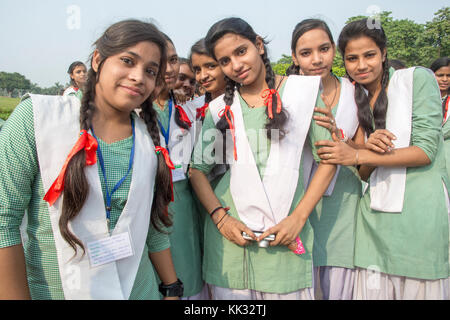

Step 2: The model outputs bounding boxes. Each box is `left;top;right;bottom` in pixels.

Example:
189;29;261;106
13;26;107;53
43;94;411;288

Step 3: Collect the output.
344;8;449;67
0;72;31;96
271;54;293;76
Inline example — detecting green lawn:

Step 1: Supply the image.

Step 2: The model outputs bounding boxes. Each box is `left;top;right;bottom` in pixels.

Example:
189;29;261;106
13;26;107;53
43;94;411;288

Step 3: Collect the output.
0;96;20;120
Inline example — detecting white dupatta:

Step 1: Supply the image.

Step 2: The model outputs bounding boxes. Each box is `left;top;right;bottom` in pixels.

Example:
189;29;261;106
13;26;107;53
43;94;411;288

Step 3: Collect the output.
209;75;320;231
30;94;156;299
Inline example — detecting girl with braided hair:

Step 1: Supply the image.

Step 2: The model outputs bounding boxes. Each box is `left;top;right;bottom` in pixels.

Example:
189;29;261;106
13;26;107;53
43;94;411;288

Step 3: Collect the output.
315;19;449;299
152;34;207;300
288;18;361;300
0;19;181;300
189;17;338;299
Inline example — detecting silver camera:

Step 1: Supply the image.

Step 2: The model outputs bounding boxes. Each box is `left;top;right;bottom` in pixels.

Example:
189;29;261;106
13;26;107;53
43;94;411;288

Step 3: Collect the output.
242;231;275;248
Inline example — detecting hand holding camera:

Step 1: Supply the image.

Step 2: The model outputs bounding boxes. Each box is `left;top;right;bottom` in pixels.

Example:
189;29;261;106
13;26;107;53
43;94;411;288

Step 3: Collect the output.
242;231;275;248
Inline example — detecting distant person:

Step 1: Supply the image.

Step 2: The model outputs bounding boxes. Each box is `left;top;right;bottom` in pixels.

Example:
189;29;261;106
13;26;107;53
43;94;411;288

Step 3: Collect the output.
63;61;87;97
388;59;406;70
173;58;196;102
430;57;450;102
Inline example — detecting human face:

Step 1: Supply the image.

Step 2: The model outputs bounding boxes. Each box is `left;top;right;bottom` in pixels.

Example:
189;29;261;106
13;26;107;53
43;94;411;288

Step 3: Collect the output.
434;65;450;95
292;29;335;79
92;41;161;115
191;53;226;97
213;33;265;87
175;63;196;97
343;36;386;88
71;65;87;87
164;41;180;89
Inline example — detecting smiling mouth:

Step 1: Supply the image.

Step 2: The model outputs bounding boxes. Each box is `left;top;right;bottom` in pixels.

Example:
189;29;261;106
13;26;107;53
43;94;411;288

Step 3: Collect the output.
236;70;250;79
121;85;142;96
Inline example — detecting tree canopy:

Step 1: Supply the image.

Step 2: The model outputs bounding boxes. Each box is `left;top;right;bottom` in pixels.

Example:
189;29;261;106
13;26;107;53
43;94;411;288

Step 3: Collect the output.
271;7;449;75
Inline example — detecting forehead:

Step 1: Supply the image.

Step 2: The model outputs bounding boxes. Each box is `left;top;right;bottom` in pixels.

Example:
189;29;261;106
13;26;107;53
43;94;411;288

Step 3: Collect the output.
295;29;332;50
344;36;380;54
214;33;252;58
436;66;450;74
179;64;194;76
122;41;162;64
73;65;86;72
191;53;215;66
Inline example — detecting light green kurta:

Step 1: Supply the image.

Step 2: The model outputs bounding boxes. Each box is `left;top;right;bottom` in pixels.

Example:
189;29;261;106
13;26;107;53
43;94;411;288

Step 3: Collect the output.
190;84;331;294
308;79;362;269
0;98;170;300
153;101;203;297
354;67;450;280
442;117;450;181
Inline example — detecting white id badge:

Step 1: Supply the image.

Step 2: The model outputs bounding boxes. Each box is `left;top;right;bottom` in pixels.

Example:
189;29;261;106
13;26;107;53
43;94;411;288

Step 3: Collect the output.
87;232;134;268
172;165;186;182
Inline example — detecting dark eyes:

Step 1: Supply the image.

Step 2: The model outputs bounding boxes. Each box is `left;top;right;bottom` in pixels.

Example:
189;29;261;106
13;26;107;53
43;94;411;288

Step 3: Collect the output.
121;57;157;77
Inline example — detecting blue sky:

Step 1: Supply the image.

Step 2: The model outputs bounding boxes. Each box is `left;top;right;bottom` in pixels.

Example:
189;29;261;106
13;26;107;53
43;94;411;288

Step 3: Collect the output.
0;0;447;87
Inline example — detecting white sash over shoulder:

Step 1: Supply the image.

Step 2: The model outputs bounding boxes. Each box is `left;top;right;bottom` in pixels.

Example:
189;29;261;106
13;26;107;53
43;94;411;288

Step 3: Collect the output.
29;94;156;299
369;67;416;212
305;77;359;196
209;75;321;231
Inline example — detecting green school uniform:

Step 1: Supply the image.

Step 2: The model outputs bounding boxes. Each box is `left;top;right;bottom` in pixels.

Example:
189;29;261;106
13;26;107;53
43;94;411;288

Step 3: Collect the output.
354;68;450;280
190;84;331;294
153;101;203;297
0;99;170;300
442;116;450;181
308;78;362;269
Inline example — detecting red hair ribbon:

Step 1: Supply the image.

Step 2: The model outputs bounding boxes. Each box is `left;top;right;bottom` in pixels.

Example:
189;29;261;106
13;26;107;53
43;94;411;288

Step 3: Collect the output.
218;105;237;161
155;146;175;203
175;105;192;128
196;103;209;120
261;89;282;119
43;130;98;206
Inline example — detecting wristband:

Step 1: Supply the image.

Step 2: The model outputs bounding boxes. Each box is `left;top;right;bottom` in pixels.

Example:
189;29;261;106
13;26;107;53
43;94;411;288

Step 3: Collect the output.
210;206;224;217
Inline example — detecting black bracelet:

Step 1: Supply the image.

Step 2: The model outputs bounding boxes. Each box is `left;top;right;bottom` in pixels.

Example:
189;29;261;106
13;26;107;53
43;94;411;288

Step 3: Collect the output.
209;206;224;217
215;211;229;227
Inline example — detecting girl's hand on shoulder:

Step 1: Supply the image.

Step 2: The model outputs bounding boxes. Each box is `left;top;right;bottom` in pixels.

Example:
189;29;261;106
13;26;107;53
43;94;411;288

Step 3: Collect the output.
257;214;306;249
366;129;396;153
313;106;340;141
213;210;256;247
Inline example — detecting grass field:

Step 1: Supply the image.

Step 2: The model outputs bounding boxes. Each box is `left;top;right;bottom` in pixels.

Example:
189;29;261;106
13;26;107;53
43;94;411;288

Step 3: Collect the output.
0;96;20;120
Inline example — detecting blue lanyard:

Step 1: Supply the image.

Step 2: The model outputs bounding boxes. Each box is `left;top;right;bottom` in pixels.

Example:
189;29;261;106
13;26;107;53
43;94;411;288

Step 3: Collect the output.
157;99;173;150
91;118;135;230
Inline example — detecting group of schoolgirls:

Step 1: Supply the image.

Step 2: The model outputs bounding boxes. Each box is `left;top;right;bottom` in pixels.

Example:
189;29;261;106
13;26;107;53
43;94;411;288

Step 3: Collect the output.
0;15;448;301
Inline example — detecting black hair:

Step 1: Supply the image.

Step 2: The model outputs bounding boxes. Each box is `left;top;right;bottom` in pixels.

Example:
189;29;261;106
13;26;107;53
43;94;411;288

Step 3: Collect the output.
388;59;406;70
338;18;390;137
204;17;288;153
287;19;335;76
430;57;450;73
67;61;86;88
